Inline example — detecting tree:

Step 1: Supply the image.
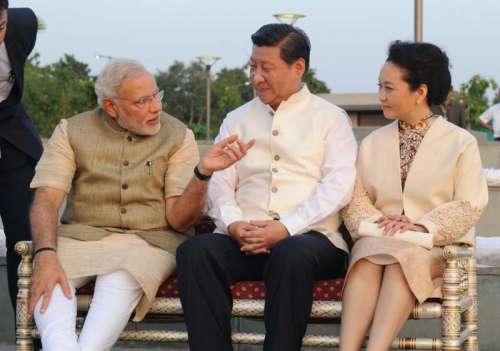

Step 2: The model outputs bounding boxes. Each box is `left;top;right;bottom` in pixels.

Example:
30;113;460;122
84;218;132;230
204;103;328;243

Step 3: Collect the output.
303;68;330;94
457;75;498;125
494;88;500;105
23;53;96;137
155;61;206;126
211;67;253;129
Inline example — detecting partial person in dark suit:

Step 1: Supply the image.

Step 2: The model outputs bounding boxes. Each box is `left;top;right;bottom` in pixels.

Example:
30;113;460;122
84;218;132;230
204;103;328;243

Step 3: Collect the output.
0;0;42;311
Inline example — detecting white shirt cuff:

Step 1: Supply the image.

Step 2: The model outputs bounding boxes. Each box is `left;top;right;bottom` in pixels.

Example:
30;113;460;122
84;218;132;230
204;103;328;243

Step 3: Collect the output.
216;206;244;233
280;213;308;236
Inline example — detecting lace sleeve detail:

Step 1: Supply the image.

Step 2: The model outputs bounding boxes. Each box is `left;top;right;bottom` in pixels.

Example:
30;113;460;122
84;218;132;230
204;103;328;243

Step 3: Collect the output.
416;200;483;246
341;178;383;240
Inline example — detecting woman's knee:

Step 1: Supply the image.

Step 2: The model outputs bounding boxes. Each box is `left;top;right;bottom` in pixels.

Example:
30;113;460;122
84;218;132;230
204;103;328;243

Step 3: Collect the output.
347;259;383;283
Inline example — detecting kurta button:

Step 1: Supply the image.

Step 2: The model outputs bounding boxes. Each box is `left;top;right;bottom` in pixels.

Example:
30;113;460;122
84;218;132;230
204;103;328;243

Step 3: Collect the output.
122;184;128;190
272;167;278;173
268;210;280;220
272;130;279;136
120;207;127;214
274;155;280;161
271;186;278;193
123;160;129;166
126;136;133;142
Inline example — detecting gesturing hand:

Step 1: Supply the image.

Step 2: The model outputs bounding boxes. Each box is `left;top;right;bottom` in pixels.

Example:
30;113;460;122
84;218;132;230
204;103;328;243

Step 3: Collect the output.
29;251;72;317
198;135;255;176
240;220;290;255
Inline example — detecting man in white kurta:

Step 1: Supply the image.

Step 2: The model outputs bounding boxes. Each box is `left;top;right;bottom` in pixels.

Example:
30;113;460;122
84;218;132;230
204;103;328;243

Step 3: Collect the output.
478;102;500;141
176;23;357;351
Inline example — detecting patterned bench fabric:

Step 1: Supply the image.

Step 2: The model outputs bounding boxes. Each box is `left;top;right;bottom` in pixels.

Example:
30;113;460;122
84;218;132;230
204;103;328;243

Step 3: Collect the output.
77;277;345;301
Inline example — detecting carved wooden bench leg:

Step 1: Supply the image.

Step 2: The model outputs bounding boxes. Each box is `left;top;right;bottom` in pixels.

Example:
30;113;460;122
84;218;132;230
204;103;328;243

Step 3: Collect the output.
463;255;479;351
15;241;34;351
441;246;464;351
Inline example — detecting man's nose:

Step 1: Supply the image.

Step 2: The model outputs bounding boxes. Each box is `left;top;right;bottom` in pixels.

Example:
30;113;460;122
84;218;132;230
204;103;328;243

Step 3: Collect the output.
251;69;264;85
150;97;162;113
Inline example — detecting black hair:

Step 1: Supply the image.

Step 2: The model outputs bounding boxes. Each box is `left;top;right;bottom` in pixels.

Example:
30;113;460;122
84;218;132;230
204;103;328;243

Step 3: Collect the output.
251;23;311;73
0;0;8;11
387;40;451;106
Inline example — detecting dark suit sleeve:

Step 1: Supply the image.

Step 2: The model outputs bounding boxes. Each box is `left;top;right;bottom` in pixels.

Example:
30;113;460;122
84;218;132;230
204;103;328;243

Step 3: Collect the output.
8;8;38;57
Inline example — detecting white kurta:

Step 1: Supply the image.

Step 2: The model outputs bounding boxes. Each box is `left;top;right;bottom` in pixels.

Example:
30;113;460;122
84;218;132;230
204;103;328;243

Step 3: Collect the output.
207;85;358;253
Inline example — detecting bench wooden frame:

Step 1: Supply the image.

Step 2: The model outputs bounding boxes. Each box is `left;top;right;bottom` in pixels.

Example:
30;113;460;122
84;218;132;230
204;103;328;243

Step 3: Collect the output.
15;241;479;350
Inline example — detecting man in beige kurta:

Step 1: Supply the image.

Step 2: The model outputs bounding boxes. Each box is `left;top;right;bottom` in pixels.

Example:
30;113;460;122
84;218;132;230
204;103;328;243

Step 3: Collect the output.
27;59;254;351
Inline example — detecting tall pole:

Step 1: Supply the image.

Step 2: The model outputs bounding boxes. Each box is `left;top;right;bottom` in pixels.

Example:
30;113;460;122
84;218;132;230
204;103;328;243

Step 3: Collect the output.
196;55;220;141
205;65;211;140
415;0;423;42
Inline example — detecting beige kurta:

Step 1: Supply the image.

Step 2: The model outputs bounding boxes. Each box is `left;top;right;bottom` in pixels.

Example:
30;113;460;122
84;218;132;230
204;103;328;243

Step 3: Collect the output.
31;116;199;320
342;117;488;303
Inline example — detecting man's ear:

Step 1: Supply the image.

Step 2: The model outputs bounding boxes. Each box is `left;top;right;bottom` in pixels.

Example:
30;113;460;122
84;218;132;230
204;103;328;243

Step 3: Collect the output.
102;98;119;118
293;58;306;79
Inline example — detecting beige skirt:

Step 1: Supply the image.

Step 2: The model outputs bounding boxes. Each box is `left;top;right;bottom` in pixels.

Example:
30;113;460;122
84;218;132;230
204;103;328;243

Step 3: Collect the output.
57;234;176;321
346;237;445;303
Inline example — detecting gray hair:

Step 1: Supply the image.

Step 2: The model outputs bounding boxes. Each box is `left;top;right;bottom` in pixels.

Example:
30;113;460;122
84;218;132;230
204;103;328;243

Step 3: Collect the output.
94;59;150;107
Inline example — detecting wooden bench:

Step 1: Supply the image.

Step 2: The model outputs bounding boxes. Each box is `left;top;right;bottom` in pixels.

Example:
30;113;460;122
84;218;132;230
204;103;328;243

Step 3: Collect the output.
15;223;479;350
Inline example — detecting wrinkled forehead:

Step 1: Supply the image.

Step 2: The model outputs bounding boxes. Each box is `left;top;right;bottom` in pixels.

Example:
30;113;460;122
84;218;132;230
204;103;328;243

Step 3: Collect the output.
118;71;157;97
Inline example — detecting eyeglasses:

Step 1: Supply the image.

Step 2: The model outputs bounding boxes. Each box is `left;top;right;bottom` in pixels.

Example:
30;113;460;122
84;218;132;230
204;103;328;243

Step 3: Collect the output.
112;90;164;109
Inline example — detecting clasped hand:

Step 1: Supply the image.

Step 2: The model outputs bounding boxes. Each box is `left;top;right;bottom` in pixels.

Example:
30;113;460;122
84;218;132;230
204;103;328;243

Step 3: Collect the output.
228;220;290;255
376;214;427;236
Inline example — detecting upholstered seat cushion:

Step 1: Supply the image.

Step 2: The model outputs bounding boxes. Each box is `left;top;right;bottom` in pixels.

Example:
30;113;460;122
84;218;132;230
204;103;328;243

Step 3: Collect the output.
77;277;344;301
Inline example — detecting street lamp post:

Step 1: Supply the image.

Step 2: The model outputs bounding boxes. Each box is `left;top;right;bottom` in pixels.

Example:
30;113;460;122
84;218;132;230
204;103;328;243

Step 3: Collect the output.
95;54;114;61
273;13;306;25
414;0;423;42
196;55;220;141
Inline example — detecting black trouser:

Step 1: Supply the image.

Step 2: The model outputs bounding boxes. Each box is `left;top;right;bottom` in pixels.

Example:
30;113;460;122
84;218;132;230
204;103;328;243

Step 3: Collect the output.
0;138;36;310
176;231;347;351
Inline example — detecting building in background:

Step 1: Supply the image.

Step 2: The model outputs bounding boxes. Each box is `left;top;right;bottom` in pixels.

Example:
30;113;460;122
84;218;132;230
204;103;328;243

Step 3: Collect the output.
320;93;385;126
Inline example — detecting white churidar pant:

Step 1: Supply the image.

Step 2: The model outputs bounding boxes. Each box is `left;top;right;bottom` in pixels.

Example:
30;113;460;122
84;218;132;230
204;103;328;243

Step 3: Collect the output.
34;269;142;351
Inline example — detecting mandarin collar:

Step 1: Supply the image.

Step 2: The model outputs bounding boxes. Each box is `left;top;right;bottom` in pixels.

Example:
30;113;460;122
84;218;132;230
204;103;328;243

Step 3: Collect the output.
262;84;311;114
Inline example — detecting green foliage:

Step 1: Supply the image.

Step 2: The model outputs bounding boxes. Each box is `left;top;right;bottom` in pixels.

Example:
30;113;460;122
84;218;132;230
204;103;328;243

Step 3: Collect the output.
211;67;253;127
494;88;500;105
156;61;206;125
303;68;330;94
23;53;97;137
156;63;253;138
457;74;498;124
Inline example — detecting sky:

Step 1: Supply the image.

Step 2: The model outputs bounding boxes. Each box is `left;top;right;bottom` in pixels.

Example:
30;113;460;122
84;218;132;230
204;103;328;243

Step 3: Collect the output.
12;0;500;96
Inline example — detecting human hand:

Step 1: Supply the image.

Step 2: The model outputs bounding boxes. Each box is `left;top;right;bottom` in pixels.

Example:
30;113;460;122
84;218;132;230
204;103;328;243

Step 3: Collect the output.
227;221;261;247
198;135;256;176
376;216;427;236
29;251;71;316
240;220;290;254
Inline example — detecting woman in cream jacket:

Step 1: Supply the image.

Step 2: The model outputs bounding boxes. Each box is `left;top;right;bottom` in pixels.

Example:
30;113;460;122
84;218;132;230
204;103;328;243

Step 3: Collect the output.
339;41;488;351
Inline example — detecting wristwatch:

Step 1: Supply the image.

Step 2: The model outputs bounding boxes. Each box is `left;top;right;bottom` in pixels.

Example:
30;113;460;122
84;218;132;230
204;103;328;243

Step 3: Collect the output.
194;165;211;181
